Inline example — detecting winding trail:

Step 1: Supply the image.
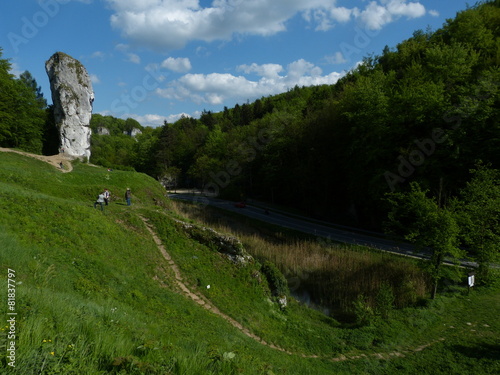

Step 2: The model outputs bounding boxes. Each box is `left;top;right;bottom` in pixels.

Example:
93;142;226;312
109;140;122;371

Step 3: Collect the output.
139;215;445;362
0;148;73;172
140;216;294;354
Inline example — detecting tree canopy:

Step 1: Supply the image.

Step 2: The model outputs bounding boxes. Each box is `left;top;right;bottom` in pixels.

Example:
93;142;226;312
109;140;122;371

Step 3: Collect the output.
0;49;49;153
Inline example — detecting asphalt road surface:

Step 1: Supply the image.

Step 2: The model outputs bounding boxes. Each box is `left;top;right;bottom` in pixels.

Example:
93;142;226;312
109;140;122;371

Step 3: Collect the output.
169;193;478;268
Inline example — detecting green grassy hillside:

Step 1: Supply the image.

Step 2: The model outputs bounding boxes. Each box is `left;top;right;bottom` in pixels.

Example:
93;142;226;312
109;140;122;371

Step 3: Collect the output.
0;152;498;374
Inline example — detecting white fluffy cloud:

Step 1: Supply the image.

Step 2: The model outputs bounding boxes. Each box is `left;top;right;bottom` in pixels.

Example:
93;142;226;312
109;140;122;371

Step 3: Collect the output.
156;59;343;105
161;57;192;73
104;0;427;50
304;6;357;31
359;0;426;30
237;63;284;78
330;6;357;23
130;113;173;127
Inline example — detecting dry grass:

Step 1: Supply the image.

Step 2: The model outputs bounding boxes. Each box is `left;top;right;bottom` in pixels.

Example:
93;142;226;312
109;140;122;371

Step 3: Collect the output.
171;201;430;316
242;233;429;312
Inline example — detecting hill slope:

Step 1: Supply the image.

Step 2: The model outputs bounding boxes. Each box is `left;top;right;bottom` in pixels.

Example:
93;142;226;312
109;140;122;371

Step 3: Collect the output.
0;152;499;374
0;152;346;374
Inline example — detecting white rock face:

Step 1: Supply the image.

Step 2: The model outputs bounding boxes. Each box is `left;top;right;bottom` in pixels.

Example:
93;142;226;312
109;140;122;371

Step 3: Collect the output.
123;128;143;137
97;127;110;135
130;128;142;137
45;52;94;159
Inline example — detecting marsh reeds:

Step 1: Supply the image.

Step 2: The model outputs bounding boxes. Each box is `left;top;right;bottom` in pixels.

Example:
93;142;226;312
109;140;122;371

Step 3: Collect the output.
172;201;430;318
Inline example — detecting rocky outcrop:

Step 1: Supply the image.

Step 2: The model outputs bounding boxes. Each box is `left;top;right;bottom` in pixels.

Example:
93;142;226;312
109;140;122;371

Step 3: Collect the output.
174;219;253;266
45;52;94;159
97;127;110;136
124;128;143;138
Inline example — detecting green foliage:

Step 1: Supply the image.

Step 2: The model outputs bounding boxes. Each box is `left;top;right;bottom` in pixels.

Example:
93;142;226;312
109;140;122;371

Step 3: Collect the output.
0;49;49;154
90;133;138;170
89;114;152;171
352;294;375;327
89;0;498;237
18;70;47;108
375;283;395;320
4;2;497;208
457;165;500;285
260;261;289;298
84;0;498;240
386;182;464;298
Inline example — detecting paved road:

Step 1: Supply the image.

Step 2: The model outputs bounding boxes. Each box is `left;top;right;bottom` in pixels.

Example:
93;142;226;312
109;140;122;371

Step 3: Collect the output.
169;193;478;268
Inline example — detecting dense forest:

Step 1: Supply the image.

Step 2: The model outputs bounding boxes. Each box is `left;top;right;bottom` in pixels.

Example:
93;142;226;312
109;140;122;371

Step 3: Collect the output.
1;1;498;281
88;1;499;222
89;1;500;286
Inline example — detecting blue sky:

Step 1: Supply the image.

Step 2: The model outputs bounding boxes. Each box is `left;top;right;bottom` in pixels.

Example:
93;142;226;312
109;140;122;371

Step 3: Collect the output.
1;0;471;127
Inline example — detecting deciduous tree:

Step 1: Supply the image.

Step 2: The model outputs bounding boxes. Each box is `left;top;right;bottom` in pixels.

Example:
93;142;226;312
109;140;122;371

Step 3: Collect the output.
386;182;463;298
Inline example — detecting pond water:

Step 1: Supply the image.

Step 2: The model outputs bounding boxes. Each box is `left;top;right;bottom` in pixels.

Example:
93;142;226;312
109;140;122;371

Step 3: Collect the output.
291;287;331;316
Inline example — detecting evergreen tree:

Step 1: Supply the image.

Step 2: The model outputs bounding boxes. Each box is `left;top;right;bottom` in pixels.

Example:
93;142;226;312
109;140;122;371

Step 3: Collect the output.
0;49;46;153
0;48;15;145
19;70;47;109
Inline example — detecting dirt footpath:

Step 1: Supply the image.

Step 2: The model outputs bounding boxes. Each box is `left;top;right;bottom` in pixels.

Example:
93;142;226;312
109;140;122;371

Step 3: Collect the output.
0;148;73;172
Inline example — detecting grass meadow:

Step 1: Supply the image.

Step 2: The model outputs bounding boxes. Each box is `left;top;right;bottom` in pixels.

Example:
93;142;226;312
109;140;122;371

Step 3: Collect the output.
0;151;498;374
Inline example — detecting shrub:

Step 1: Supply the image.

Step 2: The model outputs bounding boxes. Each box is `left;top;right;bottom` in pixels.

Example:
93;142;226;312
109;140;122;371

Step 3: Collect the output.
346;328;375;350
261;261;289;298
352;294;375;326
375;282;395;319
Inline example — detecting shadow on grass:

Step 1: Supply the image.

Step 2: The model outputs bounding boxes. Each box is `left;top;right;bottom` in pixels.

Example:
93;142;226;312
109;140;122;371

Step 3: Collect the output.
452;343;500;360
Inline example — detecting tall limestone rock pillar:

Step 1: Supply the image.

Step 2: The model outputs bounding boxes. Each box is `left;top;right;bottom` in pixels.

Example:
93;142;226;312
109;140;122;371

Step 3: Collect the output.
45;52;94;159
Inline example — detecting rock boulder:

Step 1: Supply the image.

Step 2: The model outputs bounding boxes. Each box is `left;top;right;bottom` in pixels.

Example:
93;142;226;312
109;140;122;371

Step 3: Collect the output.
45;52;94;159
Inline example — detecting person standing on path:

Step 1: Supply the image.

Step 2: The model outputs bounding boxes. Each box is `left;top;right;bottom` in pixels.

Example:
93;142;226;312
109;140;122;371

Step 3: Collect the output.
125;188;132;206
94;192;105;211
103;188;110;206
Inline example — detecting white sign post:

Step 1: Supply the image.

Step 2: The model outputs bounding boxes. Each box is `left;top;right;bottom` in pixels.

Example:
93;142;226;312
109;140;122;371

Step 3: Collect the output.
468;272;475;294
468;274;475;287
